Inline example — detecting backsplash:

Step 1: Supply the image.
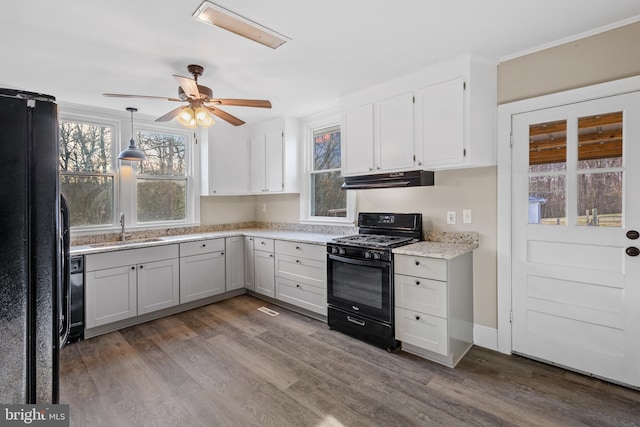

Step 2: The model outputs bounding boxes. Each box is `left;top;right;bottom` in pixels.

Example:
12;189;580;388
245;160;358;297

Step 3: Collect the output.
426;231;479;245
71;221;356;246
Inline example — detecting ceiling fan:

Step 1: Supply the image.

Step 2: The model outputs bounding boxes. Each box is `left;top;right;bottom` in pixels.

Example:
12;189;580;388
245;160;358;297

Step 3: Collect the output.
103;64;272;128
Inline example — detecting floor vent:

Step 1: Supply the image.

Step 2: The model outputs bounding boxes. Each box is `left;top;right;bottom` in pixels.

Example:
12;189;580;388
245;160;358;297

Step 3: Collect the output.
257;306;280;316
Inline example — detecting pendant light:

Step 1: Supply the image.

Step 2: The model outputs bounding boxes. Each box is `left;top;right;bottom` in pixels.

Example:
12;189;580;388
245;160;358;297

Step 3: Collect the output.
118;107;146;161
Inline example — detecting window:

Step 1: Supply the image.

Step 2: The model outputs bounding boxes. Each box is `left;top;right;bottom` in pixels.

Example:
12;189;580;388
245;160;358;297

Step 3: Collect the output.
59;120;115;228
135;130;188;223
301;113;354;224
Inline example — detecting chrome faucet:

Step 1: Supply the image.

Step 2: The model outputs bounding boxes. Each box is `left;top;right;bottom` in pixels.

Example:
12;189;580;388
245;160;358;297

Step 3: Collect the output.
120;212;126;241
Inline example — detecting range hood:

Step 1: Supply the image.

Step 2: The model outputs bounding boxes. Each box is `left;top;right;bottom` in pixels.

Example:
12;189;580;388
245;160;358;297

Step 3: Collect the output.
341;170;434;190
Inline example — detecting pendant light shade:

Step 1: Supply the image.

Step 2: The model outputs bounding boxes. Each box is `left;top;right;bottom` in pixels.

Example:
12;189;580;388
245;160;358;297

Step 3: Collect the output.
118;107;146;161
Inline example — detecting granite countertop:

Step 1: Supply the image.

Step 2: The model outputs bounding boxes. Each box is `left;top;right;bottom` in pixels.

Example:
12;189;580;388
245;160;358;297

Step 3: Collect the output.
393;241;478;260
71;228;343;256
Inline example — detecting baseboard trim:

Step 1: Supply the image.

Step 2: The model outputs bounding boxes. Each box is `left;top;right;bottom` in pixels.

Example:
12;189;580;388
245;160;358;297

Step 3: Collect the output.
473;324;498;351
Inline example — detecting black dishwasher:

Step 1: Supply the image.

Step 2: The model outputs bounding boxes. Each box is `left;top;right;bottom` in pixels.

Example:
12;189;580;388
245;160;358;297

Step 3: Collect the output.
68;256;84;342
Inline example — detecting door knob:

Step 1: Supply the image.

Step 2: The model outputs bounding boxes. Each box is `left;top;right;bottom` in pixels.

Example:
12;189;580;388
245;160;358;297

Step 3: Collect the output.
626;247;640;257
626;230;639;240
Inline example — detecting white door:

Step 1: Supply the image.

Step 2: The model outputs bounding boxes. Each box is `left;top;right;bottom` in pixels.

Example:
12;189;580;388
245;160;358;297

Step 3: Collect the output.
511;91;640;387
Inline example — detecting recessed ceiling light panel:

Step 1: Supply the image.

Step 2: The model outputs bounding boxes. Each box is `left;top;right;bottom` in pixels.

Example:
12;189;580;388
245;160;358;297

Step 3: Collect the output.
193;1;291;49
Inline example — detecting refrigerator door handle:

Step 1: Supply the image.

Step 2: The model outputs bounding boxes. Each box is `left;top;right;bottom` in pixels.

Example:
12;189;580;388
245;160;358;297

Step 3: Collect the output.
59;195;71;349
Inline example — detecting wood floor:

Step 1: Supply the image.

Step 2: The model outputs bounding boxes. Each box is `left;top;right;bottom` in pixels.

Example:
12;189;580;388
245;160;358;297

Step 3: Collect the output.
60;295;640;426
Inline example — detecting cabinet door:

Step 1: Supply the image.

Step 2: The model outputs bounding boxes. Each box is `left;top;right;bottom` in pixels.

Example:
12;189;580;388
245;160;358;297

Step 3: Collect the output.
179;251;226;303
254;250;275;298
250;134;266;192
225;236;245;291
376;92;415;172
415;77;464;167
210;130;249;194
86;265;137;328
342;104;375;176
265;129;284;192
244;237;255;290
137;258;180;315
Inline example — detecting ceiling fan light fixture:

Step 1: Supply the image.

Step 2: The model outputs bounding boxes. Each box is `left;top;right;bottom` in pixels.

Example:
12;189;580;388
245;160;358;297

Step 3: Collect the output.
118;107;146;162
176;107;197;129
195;107;215;128
192;1;290;49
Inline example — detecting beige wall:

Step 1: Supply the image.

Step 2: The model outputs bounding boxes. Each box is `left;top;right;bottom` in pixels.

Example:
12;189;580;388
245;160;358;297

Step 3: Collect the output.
200;196;257;225
498;21;640;104
357;167;497;328
254;193;301;222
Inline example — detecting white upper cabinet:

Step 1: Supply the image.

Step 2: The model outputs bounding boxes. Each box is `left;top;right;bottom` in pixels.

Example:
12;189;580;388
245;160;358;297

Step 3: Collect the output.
376;92;415;172
208;126;250;195
340;53;497;173
342;104;375;175
250;117;299;194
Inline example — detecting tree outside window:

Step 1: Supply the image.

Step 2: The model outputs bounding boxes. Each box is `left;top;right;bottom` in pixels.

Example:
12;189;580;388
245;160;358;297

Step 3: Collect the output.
310;124;346;217
59;121;114;228
136;130;187;223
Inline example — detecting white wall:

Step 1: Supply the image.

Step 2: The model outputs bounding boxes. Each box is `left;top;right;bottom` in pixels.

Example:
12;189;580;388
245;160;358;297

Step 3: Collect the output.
254;193;300;223
200;196;257;225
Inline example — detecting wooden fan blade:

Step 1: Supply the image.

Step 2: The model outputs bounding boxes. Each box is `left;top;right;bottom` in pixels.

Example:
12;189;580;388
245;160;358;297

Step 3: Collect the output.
210;99;272;108
173;75;200;99
155;106;186;122
206;106;245;127
103;93;182;102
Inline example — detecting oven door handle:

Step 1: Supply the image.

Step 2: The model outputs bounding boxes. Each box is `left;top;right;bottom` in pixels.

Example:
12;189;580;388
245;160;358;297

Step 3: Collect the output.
328;254;389;267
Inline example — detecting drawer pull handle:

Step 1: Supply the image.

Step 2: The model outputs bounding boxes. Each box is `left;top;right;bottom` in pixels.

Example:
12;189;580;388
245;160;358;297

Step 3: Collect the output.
415;261;420;266
261;241;266;245
415;281;421;286
296;284;301;289
221;252;224;256
415;315;421;321
139;265;143;269
269;254;273;258
296;246;301;250
131;266;135;270
296;259;300;263
347;316;365;326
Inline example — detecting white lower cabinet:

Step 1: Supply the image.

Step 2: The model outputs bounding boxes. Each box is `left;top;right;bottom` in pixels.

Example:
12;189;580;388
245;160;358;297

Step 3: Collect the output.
244;236;255;290
394;252;473;367
254;238;275;297
274;240;327;316
179;239;226;303
225;236;245;291
85;244;179;329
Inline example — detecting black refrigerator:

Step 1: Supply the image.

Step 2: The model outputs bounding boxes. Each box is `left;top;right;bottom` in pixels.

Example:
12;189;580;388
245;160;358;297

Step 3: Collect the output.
0;88;70;404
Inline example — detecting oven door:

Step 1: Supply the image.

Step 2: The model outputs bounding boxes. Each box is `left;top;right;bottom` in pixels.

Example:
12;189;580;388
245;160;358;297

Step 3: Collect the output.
327;253;392;323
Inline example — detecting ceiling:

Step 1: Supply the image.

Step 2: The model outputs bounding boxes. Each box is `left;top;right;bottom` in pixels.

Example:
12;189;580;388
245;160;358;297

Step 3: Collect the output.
1;1;639;128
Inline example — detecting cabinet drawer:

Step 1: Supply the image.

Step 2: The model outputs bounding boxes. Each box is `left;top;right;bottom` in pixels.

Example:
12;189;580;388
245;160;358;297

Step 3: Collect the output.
276;277;326;315
253;237;274;252
394;254;446;281
395;307;448;356
275;240;326;260
275;254;325;288
180;238;225;257
394;274;447;318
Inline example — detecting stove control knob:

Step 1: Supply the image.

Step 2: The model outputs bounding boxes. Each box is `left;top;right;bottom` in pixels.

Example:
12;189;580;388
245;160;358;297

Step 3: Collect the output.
338;247;346;255
373;252;381;260
364;251;372;259
330;247;338;254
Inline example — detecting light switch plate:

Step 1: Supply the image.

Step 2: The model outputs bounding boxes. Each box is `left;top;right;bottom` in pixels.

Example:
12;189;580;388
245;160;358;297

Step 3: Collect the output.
447;211;456;224
463;209;472;224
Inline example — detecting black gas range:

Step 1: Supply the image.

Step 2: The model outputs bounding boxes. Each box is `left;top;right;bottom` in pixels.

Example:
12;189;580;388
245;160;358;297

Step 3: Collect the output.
326;212;422;350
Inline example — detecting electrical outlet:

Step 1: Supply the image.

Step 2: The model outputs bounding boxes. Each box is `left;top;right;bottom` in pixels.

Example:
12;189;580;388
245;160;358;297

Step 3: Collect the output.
463;209;472;224
261;203;267;212
446;211;456;225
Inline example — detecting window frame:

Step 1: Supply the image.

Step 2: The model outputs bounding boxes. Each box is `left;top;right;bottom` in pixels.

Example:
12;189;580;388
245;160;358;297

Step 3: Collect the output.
299;109;355;225
59;103;199;235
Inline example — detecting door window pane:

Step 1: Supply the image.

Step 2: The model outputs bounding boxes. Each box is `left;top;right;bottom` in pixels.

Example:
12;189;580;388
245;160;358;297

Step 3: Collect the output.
577;112;623;169
529;120;566;172
528;175;566;225
577;172;623;227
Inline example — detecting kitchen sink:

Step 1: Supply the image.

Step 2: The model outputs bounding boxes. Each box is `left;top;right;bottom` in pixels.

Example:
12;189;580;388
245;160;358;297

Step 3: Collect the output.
89;238;164;248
